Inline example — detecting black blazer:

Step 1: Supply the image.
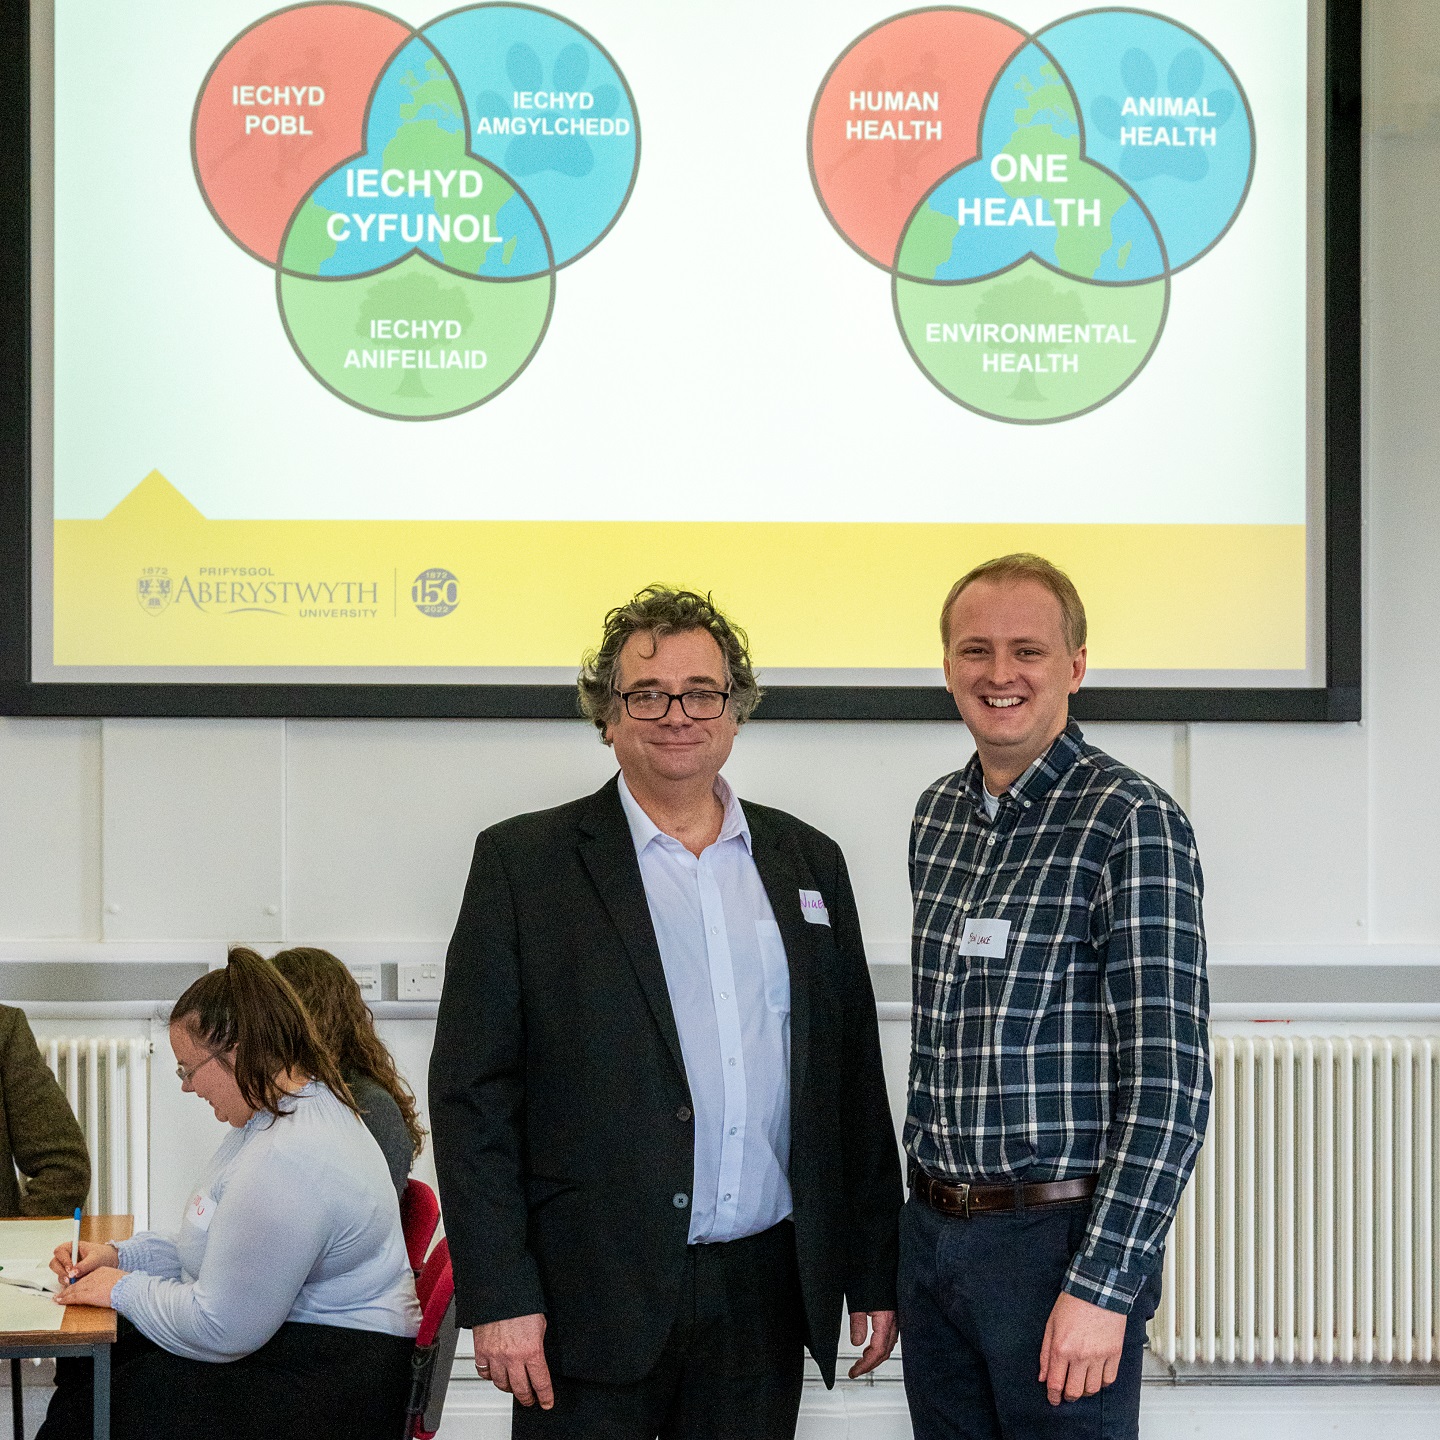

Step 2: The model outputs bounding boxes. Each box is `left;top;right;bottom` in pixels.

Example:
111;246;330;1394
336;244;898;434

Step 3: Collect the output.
429;777;902;1386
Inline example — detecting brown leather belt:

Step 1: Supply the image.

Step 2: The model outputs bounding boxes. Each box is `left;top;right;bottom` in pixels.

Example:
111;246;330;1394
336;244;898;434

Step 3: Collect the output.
909;1164;1097;1219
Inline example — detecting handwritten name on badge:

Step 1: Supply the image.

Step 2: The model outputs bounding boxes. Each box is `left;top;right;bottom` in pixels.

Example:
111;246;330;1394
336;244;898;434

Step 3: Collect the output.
956;916;1010;959
186;1190;216;1233
799;889;831;926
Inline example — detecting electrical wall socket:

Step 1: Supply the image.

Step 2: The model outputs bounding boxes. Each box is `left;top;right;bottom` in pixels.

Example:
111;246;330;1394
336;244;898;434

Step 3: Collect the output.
398;962;444;1000
347;964;381;998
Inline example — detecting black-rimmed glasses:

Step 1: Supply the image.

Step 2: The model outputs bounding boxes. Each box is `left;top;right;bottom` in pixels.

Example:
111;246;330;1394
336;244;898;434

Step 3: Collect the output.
613;688;731;721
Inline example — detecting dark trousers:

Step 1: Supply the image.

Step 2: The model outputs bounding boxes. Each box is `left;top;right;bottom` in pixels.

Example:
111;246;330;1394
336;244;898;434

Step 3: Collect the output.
513;1220;806;1440
898;1195;1159;1440
37;1317;414;1440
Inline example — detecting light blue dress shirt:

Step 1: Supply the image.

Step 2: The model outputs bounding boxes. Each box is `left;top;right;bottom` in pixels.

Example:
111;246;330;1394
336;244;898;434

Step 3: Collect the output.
618;772;793;1243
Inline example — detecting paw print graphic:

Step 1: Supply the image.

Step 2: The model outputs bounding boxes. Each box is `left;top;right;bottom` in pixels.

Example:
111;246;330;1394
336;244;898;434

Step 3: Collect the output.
1091;47;1238;184
435;4;640;268
473;42;624;179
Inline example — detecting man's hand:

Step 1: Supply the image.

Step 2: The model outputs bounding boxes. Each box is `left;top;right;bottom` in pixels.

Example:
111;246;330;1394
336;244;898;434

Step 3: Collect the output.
1038;1291;1126;1405
848;1309;899;1378
473;1314;554;1409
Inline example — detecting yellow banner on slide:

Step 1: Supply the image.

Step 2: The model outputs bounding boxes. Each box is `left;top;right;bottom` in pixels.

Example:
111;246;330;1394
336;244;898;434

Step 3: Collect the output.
53;472;1306;671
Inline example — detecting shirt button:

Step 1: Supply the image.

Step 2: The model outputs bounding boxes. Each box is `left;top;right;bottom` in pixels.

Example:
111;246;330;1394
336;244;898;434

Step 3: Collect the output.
673;1193;689;1209
988;835;996;845
676;1105;692;1122
729;1126;737;1136
719;991;729;1000
723;1193;732;1202
710;926;719;935
728;1057;736;1066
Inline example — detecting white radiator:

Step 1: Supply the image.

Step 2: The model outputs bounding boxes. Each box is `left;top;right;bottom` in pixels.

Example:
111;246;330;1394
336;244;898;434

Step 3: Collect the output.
43;1037;151;1230
1150;1034;1439;1366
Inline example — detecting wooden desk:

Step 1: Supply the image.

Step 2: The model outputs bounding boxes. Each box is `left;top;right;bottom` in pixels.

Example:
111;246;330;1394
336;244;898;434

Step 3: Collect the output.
0;1217;133;1440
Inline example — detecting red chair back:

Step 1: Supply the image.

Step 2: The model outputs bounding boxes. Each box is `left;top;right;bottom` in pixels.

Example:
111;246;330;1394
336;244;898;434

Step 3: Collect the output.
400;1178;440;1273
415;1239;454;1346
405;1240;457;1440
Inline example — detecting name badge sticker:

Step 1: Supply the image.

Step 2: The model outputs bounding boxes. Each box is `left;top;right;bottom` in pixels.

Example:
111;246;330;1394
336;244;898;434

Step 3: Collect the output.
799;889;830;926
956;916;1010;959
185;1190;216;1234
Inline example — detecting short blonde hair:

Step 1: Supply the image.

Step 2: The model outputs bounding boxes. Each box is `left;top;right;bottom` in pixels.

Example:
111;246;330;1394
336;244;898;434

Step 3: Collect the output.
939;553;1087;653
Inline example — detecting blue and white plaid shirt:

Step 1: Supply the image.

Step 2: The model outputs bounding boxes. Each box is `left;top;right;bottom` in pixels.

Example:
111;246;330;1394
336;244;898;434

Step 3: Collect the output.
906;721;1211;1313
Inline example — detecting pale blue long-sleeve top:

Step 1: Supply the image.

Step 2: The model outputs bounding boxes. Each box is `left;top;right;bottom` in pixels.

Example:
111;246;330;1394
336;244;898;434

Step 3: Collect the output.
618;771;792;1243
110;1081;420;1362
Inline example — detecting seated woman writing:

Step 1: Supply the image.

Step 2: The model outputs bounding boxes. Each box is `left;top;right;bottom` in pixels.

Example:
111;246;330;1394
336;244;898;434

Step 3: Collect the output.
37;948;420;1440
269;946;425;1201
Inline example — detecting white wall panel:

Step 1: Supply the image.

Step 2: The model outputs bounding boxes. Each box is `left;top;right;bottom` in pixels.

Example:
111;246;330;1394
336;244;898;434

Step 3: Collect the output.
1083;723;1180;800
284;719;617;942
287;717;970;950
0;719;101;940
248;714;1177;957
725;720;968;956
1362;9;1440;944
100;719;284;942
1188;724;1370;946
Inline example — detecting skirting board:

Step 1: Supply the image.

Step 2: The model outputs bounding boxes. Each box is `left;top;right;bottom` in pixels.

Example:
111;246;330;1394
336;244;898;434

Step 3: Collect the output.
436;1377;1440;1440
6;1377;1437;1437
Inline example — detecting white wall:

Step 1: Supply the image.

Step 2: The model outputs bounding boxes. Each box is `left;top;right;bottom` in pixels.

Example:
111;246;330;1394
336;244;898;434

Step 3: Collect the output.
4;0;1439;966
0;716;1182;963
0;718;1419;967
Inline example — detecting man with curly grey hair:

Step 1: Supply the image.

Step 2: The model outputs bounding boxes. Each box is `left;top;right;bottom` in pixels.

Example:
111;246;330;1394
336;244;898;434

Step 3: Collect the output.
431;584;902;1440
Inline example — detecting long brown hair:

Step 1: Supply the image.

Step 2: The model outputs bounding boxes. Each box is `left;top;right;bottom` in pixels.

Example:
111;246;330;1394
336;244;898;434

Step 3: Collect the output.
171;948;358;1122
269;947;426;1160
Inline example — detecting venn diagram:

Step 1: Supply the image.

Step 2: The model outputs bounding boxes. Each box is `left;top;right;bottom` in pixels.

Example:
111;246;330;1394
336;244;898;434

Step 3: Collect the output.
809;9;1254;423
193;3;638;420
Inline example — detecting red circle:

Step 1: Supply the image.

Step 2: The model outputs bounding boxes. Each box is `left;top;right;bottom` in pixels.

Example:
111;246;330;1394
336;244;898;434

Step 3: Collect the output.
810;9;1027;268
193;4;415;265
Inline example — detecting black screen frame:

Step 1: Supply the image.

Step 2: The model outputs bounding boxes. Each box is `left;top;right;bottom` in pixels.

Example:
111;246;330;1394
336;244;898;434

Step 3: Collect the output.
0;0;1362;722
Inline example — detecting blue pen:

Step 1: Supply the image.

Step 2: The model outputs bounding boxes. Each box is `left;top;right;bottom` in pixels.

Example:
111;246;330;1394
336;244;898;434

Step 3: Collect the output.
68;1206;81;1283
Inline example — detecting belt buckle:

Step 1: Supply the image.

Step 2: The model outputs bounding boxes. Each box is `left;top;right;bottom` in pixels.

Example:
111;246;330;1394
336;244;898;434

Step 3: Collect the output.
955;1182;971;1219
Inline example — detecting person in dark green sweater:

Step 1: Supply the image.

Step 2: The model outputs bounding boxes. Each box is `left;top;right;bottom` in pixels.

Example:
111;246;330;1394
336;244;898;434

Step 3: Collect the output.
0;1003;90;1216
268;949;424;1200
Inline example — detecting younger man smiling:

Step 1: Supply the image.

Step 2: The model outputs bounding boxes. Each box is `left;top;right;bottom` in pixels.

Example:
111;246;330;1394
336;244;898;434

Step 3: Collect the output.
900;554;1211;1439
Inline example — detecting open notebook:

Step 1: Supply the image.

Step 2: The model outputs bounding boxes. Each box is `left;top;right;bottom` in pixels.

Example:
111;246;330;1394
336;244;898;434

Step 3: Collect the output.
0;1218;76;1333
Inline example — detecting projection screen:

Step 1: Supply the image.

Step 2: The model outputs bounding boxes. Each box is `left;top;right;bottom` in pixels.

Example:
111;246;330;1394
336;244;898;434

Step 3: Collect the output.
0;0;1361;719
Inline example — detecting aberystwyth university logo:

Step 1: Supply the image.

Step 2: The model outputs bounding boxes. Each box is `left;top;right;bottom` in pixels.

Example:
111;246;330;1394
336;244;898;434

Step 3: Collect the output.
136;568;174;614
132;566;385;620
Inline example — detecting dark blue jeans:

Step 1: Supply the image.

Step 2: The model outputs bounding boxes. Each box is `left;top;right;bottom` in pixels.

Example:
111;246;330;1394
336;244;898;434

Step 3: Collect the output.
898;1195;1159;1440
